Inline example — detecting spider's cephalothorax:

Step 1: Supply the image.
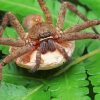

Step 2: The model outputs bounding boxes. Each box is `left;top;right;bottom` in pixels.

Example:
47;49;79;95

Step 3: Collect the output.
28;22;57;54
23;16;56;54
23;15;58;54
0;0;100;80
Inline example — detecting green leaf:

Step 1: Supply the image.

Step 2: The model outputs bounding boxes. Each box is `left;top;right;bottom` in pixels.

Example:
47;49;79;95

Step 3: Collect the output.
0;82;46;100
83;40;100;100
79;0;100;17
0;0;42;15
0;82;27;100
45;63;89;100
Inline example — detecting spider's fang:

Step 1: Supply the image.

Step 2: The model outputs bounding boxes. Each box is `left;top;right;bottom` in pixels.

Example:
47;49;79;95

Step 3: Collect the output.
40;41;48;54
48;39;56;52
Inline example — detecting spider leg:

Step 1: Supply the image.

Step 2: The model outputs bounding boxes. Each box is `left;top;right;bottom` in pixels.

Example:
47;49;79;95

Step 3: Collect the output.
55;43;70;60
32;47;41;72
56;2;67;31
64;20;100;33
0;12;26;39
38;0;53;24
65;2;98;34
60;32;100;41
56;1;99;34
0;44;35;80
0;38;25;47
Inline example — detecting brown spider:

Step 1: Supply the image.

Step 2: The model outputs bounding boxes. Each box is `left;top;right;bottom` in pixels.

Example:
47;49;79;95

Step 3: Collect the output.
0;0;100;80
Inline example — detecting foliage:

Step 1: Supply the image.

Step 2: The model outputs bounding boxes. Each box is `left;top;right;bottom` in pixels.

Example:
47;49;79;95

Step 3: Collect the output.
0;0;100;100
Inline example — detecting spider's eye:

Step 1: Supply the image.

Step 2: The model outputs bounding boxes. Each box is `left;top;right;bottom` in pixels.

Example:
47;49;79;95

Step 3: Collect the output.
39;32;52;38
35;18;40;22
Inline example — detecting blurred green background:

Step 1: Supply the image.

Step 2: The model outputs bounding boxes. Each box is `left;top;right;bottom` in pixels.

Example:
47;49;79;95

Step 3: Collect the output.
0;0;100;100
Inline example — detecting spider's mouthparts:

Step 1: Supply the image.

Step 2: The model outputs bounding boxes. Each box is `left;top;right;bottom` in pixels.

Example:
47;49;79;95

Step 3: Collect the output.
40;39;56;54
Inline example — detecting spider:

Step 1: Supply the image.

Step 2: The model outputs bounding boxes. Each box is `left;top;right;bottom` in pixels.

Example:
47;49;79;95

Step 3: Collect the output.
0;0;100;80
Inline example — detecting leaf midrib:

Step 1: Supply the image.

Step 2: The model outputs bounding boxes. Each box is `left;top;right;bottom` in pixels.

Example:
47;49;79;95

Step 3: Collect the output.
0;0;77;26
3;73;44;83
21;84;44;100
0;0;40;13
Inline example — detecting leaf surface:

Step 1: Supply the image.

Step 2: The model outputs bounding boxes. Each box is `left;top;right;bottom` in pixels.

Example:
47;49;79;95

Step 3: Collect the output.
0;0;100;100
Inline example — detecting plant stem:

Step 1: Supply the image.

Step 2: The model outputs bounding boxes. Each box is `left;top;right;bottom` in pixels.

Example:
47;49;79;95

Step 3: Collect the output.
52;48;100;77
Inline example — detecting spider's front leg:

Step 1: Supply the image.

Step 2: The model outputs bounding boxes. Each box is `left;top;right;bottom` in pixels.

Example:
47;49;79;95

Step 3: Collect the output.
56;2;67;31
64;20;100;33
38;0;53;25
56;1;99;34
0;45;35;81
59;32;100;41
0;12;26;39
66;1;99;34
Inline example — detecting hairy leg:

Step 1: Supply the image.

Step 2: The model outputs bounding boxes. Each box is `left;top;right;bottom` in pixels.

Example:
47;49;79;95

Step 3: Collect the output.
0;38;25;47
38;0;53;24
64;20;100;33
65;2;98;34
0;45;34;80
32;47;41;72
0;12;26;39
60;32;100;41
56;1;98;34
55;43;70;60
56;2;67;31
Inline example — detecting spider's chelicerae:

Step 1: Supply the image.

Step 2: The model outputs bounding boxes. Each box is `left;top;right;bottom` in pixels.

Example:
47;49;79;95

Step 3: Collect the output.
0;0;100;80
